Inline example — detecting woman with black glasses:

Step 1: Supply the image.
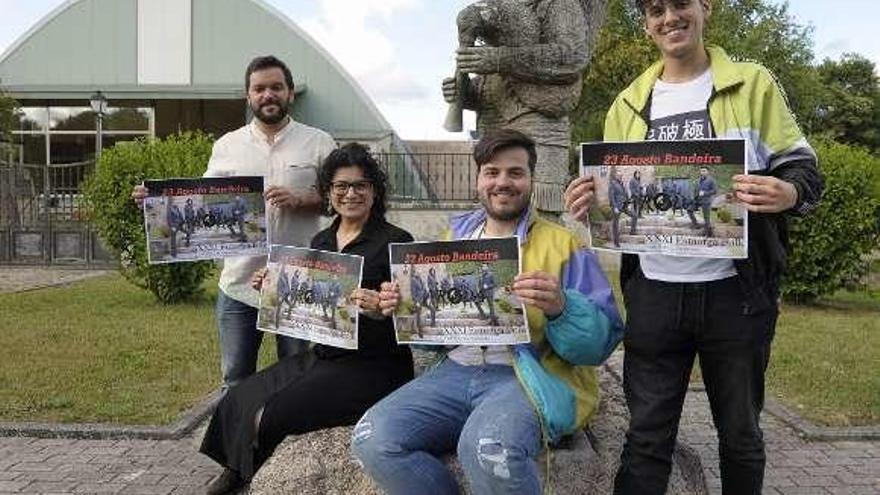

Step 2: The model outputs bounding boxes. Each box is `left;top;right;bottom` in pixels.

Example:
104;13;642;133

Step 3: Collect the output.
200;143;414;494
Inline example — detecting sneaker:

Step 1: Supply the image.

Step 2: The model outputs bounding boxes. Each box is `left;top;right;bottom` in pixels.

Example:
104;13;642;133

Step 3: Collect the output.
205;468;246;495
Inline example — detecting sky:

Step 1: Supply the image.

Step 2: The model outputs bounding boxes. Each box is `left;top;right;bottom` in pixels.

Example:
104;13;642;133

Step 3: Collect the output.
0;0;877;140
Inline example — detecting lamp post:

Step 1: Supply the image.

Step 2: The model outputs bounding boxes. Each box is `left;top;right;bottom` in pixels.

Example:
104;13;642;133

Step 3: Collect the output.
89;91;107;164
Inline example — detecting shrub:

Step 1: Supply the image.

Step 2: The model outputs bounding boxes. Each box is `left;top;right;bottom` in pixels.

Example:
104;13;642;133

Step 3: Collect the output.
783;140;880;302
82;132;216;303
716;208;733;224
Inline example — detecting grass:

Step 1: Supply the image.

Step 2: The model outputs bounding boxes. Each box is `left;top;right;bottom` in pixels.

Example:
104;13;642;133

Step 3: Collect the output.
767;289;880;426
0;267;876;427
605;268;879;427
0;273;277;425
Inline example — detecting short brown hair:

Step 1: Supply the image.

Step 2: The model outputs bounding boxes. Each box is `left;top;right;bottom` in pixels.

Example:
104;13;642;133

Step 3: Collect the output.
473;129;537;173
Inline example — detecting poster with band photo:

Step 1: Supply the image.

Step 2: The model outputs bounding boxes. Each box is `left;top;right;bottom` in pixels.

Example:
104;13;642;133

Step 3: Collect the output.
257;245;364;350
389;237;530;346
580;139;748;258
142;176;267;264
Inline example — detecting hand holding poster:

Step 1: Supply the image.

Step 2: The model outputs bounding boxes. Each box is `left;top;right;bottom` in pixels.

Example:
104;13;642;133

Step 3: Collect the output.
257;246;363;350
580;139;747;258
142;177;267;263
389;237;529;346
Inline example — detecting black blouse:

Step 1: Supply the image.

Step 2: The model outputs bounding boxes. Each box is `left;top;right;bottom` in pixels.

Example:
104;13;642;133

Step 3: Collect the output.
309;215;414;360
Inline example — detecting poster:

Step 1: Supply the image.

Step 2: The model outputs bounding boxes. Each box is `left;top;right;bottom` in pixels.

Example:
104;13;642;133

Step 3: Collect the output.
389;237;529;346
258;245;363;350
143;177;266;263
581;139;748;258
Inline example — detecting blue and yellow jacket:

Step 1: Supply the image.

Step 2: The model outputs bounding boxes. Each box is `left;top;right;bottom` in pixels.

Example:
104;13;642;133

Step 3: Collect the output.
448;207;623;443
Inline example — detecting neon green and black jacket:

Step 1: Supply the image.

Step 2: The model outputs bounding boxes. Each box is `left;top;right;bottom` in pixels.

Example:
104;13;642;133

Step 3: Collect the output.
605;45;824;311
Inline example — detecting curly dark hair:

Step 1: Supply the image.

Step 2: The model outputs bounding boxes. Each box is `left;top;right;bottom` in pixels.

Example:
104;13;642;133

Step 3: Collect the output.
318;142;388;220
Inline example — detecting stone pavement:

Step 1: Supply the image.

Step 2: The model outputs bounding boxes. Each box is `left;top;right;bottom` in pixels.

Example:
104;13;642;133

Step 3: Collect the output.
678;390;880;495
0;434;221;494
1;266;877;494
0;384;876;494
0;267;110;294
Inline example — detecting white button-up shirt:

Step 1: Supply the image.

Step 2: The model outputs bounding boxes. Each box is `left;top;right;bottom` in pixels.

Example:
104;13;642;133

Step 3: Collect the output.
205;118;336;307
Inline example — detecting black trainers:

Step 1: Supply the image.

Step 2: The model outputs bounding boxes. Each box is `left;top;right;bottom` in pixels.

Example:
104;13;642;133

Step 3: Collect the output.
205;468;246;495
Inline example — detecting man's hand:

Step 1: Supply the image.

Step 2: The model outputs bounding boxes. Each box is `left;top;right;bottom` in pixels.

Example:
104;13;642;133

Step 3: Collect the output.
732;175;798;213
564;176;596;221
377;281;402;317
265;186;303;210
251;267;269;291
513;271;565;319
131;184;147;209
456;46;501;74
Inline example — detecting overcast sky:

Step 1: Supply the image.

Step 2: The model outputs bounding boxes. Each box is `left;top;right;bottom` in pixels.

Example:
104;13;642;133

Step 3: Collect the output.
0;0;877;140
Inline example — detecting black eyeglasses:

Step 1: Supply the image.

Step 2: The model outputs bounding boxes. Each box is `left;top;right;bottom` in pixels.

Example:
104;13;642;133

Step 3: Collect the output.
331;180;373;196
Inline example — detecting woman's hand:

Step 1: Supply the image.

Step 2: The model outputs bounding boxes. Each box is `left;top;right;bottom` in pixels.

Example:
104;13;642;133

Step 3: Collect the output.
377;281;402;317
251;267;269;290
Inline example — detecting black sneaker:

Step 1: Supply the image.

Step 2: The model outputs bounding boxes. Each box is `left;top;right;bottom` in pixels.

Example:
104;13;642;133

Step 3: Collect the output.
205;468;246;495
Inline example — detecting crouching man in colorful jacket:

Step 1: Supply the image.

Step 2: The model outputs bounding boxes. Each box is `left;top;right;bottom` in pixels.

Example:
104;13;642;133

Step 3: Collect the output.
351;129;624;495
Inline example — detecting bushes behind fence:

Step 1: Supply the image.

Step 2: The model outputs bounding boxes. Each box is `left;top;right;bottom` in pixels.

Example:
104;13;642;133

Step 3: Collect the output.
83;132;216;303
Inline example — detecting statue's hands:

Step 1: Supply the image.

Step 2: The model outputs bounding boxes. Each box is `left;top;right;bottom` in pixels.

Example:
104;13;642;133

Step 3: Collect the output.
457;46;501;74
442;77;459;103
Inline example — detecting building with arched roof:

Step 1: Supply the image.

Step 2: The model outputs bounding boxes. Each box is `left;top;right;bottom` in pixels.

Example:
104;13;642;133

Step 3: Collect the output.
0;0;399;156
0;0;457;265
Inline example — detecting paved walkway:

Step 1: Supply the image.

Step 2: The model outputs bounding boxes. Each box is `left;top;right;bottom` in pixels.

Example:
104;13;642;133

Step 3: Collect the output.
679;391;880;495
1;392;876;494
1;268;877;494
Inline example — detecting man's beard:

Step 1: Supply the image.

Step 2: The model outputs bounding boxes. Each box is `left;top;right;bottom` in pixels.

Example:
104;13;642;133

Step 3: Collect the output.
479;187;530;222
252;100;288;125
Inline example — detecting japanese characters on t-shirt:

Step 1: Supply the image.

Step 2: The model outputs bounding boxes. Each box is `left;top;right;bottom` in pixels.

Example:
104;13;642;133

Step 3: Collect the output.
639;69;738;283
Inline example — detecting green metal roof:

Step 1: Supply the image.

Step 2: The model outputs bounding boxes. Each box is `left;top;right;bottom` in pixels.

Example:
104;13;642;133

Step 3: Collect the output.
0;0;394;137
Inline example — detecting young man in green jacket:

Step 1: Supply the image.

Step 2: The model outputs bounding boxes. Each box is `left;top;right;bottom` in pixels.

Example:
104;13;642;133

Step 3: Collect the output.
565;1;823;494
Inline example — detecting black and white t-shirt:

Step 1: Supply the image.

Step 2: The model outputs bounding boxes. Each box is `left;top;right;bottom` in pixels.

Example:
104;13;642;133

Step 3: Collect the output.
639;69;737;283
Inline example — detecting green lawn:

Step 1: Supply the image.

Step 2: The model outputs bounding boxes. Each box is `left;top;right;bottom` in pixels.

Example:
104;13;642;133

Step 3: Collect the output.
0;269;876;427
606;268;879;427
767;289;880;426
0;273;276;425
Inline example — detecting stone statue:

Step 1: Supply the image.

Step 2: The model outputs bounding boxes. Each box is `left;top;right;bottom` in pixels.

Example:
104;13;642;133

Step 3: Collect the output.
443;0;607;214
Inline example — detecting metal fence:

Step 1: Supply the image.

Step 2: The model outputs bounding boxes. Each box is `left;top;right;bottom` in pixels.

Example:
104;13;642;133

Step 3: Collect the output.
0;145;111;266
0;150;476;266
376;152;477;205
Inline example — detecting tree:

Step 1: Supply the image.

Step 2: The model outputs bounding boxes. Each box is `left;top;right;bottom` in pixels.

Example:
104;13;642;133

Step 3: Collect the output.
813;54;879;150
572;0;822;145
0;88;16;143
82;132;216;303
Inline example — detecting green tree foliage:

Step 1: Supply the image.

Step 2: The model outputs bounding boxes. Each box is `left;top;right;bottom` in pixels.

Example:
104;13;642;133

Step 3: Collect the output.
573;0;821;145
82;132;216;303
0;89;17;142
783;140;880;302
813;54;879;150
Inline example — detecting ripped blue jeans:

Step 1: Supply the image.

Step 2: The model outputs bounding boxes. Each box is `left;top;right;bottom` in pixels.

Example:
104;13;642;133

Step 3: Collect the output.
351;359;542;495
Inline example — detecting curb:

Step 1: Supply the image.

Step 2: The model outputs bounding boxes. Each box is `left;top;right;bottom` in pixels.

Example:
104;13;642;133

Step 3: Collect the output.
688;384;880;442
0;389;221;441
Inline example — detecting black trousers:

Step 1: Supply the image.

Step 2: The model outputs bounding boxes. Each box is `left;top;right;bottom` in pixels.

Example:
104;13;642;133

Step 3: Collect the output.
614;269;777;495
200;350;413;480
